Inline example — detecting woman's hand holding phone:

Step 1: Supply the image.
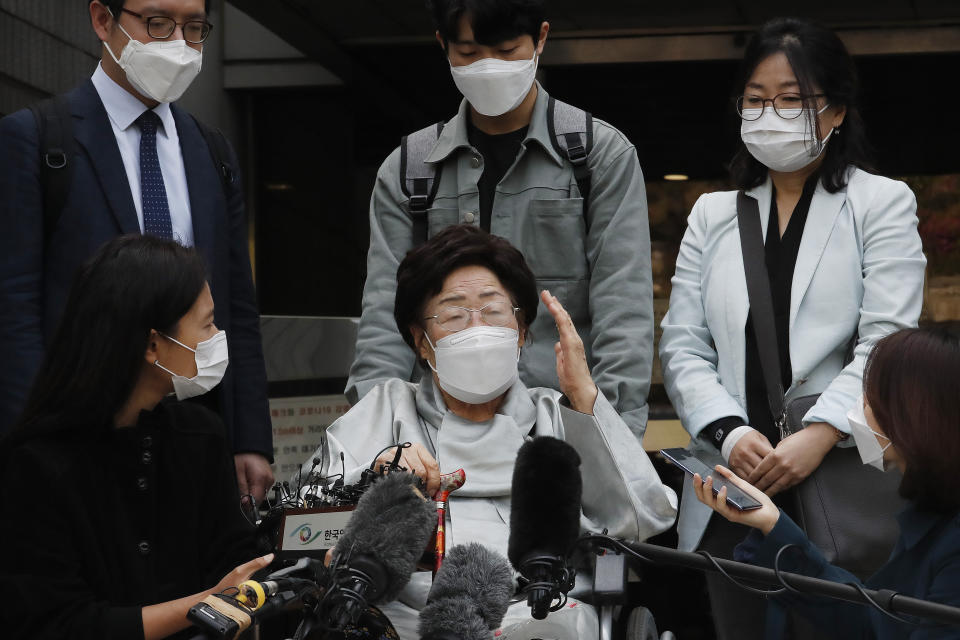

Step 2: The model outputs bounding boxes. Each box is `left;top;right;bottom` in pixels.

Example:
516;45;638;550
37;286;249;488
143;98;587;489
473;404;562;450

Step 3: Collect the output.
692;465;781;535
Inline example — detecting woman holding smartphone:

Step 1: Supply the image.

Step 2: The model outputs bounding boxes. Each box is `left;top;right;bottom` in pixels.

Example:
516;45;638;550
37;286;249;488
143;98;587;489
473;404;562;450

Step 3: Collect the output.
659;16;926;639
693;328;960;639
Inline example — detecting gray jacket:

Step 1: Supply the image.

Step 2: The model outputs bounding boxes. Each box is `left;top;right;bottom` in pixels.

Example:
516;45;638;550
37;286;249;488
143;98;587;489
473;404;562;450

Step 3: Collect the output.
346;84;654;437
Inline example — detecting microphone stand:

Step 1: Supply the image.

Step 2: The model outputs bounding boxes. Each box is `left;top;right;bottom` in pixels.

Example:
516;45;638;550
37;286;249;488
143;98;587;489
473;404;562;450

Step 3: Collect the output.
582;535;960;628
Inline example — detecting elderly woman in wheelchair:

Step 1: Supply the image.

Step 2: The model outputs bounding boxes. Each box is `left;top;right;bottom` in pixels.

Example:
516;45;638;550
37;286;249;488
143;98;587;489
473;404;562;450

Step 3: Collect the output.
300;225;677;639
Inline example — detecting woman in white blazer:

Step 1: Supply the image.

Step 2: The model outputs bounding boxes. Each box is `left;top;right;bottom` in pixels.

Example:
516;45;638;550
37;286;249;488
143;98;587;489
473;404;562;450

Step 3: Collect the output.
659;17;926;639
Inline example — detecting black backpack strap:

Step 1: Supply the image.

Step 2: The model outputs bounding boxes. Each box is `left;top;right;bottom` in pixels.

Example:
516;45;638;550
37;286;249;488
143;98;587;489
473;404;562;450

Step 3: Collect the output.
190;114;237;194
400;122;444;247
736;191;787;430
547;96;593;228
29;94;76;246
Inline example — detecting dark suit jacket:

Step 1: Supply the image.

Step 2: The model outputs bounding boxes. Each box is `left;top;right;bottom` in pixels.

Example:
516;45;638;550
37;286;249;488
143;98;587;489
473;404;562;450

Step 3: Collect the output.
0;79;272;458
738;504;960;639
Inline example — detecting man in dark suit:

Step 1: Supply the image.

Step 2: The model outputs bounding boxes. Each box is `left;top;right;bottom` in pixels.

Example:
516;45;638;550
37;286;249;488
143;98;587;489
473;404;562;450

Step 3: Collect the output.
0;0;274;500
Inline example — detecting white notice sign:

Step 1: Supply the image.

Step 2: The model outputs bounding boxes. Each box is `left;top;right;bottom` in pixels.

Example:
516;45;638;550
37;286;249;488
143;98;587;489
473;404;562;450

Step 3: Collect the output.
269;395;352;478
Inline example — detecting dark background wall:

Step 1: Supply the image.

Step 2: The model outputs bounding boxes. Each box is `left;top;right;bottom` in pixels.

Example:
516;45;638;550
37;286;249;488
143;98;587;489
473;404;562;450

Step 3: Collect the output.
0;0;100;115
247;49;960;317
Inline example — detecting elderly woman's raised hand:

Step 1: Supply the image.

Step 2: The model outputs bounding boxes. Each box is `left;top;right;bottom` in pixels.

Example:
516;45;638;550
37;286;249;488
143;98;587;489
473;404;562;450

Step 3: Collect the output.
542;290;598;414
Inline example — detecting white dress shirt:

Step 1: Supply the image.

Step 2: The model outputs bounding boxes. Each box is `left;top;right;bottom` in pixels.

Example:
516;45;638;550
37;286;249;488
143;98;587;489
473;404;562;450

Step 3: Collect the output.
91;64;194;247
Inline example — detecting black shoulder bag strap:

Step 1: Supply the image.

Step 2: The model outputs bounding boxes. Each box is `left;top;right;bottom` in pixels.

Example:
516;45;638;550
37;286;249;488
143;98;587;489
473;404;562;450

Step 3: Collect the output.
189;114;237;194
29;94;76;247
400;121;444;247
547;96;594;230
736;191;787;433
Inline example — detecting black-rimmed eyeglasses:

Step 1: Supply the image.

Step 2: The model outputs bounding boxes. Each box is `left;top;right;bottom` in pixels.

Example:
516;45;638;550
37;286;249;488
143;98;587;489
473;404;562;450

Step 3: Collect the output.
120;8;213;44
736;93;827;120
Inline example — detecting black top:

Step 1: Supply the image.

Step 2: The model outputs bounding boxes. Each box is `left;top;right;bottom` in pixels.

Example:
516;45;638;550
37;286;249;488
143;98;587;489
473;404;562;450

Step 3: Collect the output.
467;123;528;231
0;400;258;640
702;175;818;448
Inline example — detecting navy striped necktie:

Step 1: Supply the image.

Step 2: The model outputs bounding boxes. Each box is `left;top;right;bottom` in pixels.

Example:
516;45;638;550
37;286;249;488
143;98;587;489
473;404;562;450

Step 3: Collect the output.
136;110;173;239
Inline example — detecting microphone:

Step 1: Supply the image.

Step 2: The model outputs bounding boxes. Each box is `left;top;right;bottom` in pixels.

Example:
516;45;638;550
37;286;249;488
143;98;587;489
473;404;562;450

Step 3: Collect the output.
324;471;436;628
237;557;331;613
188;557;331;638
418;543;516;640
507;436;582;619
244;579;324;626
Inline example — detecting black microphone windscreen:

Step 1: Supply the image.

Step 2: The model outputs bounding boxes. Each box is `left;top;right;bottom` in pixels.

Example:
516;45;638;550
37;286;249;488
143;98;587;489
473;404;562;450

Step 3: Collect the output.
333;471;436;603
423;543;514;630
507;437;582;568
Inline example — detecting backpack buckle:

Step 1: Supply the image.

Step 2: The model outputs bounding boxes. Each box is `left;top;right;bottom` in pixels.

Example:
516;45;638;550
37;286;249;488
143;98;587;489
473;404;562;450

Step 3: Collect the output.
566;143;587;165
409;194;429;214
219;162;235;185
562;131;588;166
567;144;587;165
44;150;67;170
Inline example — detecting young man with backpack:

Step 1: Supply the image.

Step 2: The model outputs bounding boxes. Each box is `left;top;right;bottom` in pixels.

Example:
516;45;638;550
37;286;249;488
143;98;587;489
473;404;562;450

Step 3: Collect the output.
347;0;656;438
0;0;274;500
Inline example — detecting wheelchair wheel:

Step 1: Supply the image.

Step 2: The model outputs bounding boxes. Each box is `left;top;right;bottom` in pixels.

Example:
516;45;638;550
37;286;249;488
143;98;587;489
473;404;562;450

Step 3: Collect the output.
626;606;659;640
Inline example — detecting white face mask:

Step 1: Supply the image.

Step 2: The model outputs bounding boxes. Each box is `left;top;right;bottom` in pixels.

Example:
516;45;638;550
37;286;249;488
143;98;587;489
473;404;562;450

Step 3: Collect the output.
425;326;520;404
103;23;203;103
740;105;833;173
155;330;228;400
450;52;538;117
847;398;893;472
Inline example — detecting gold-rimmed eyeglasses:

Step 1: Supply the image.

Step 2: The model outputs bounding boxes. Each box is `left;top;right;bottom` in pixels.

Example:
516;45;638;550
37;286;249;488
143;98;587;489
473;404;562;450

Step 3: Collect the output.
424;300;520;333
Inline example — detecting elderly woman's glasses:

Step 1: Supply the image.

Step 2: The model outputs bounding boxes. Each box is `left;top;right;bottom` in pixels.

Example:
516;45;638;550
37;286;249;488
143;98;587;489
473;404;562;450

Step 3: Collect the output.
424;301;520;333
737;92;826;120
120;8;214;44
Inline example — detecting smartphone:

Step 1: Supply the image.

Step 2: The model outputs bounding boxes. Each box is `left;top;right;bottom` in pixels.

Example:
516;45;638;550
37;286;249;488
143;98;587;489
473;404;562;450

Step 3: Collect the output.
660;448;762;511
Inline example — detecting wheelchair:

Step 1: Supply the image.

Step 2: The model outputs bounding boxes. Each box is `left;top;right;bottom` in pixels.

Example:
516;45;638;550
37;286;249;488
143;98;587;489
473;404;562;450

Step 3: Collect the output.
590;550;675;640
498;548;676;640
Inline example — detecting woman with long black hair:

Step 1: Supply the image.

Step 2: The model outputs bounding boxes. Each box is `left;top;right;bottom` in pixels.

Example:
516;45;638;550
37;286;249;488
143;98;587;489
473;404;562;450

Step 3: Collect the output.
659;16;926;639
0;235;270;640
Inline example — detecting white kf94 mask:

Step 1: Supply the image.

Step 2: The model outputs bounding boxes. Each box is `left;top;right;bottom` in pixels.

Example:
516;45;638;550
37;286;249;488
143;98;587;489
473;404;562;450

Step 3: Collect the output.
426;326;520;404
155;330;228;400
103;23;203;103
846;398;893;472
450;53;538;117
